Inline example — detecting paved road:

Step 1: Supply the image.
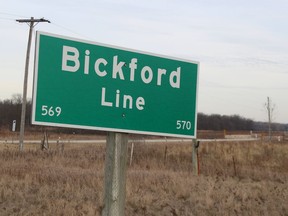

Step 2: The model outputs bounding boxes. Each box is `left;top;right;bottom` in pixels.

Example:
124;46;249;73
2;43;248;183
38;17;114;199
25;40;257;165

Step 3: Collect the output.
0;138;259;144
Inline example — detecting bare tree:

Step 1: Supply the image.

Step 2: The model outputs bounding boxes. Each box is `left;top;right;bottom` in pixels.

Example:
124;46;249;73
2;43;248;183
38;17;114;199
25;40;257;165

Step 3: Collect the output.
11;94;22;105
264;97;275;141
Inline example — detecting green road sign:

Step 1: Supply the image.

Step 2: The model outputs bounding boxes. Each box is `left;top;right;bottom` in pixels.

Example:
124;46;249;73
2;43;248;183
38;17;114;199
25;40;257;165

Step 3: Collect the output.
32;32;199;138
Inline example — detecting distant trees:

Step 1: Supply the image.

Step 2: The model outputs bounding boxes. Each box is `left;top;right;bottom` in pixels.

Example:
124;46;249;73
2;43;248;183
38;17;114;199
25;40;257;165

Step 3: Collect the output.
197;113;254;131
197;112;288;131
0;95;287;132
0;94;31;131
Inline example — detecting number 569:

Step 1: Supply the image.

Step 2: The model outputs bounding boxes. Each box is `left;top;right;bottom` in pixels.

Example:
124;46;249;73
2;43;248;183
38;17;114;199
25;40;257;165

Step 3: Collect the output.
41;105;62;117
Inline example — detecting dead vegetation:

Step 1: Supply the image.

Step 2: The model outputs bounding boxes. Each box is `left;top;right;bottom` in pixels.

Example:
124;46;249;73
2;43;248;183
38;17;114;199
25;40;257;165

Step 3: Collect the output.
0;134;288;215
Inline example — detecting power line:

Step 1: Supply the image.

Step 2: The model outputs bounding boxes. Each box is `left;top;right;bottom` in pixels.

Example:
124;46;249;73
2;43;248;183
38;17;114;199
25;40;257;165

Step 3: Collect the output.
205;80;288;90
50;22;95;41
0;11;29;19
0;16;14;21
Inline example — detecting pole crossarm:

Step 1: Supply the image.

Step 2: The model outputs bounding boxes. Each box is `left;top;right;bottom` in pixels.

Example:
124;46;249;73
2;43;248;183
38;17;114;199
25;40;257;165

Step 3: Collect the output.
16;18;50;23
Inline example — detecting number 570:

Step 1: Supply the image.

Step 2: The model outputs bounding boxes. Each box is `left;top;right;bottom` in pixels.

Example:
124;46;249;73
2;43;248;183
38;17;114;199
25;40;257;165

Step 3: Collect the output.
176;120;192;130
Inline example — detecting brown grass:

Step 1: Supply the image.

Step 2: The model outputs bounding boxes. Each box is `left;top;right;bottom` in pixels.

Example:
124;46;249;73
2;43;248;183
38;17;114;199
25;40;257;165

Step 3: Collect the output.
0;135;288;215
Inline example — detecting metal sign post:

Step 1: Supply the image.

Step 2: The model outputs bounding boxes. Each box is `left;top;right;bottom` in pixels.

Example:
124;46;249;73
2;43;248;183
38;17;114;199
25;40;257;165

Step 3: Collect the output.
102;132;128;216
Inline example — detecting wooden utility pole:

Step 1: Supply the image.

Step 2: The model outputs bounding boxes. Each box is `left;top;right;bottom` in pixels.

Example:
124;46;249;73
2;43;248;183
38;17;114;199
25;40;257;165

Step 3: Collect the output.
265;97;273;141
16;17;50;151
267;97;271;141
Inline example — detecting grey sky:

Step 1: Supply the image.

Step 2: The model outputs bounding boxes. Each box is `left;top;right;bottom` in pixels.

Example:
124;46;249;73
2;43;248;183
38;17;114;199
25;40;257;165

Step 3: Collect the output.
1;0;287;123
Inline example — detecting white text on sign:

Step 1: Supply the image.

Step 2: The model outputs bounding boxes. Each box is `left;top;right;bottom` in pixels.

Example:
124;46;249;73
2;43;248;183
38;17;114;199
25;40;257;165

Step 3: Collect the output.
61;45;182;111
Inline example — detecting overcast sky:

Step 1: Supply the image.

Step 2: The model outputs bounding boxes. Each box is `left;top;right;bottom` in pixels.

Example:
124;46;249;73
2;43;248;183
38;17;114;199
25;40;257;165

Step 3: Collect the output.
1;0;287;123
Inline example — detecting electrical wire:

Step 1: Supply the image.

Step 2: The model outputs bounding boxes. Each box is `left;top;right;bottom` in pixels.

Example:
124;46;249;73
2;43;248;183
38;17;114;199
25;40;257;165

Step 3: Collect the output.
50;22;95;41
0;11;29;19
0;16;14;21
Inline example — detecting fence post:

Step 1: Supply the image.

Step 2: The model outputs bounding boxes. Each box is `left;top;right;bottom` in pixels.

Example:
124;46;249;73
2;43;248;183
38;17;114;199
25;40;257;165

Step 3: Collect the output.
129;142;134;166
192;139;199;176
102;132;128;216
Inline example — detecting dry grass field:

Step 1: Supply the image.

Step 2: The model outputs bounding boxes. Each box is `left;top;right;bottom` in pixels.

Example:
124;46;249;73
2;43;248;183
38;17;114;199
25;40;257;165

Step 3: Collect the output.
0;130;288;215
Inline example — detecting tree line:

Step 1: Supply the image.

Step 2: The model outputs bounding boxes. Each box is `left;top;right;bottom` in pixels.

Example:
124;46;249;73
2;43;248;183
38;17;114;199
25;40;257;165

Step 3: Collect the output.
0;95;287;132
197;113;287;131
0;94;31;131
197;113;254;131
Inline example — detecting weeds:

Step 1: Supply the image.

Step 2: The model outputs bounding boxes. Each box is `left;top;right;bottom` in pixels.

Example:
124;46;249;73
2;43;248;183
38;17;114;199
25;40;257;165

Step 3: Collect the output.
0;139;287;215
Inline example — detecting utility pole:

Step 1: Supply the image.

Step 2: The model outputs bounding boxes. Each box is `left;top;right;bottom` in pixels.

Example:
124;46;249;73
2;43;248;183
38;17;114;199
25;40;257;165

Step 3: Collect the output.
265;97;273;141
16;17;50;151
